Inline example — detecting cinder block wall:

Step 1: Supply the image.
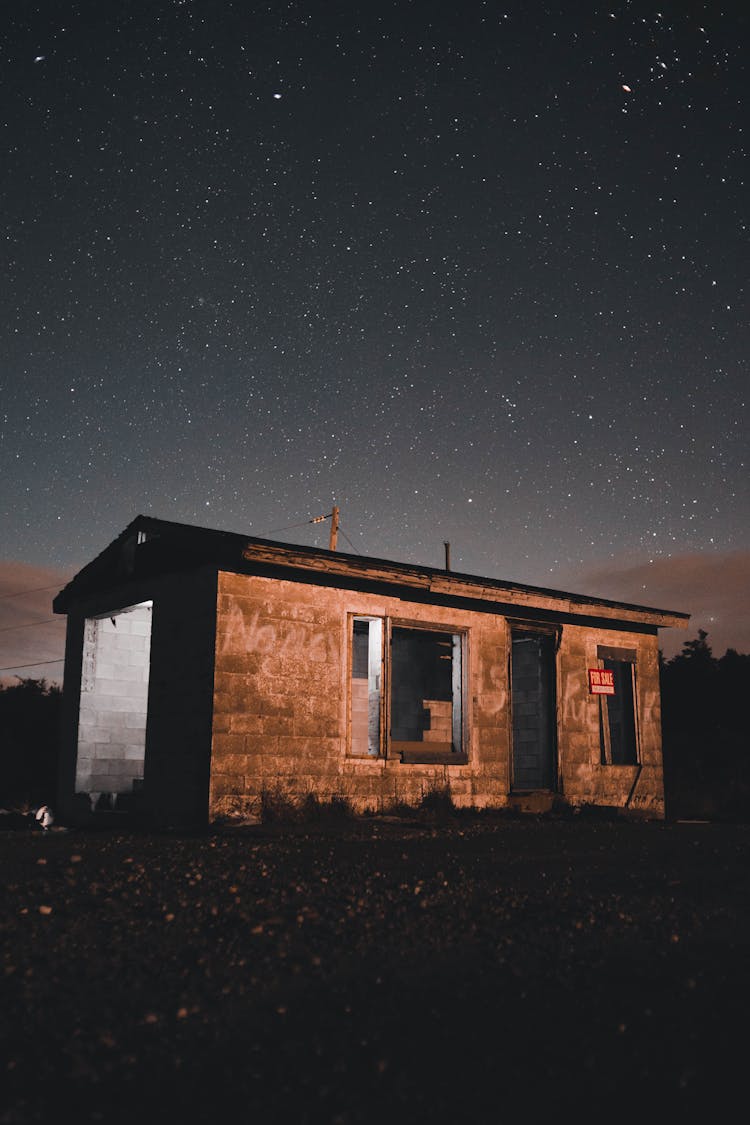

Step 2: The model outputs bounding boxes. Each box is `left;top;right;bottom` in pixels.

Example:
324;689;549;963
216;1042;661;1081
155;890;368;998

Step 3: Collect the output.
557;625;664;815
75;604;152;799
210;572;666;821
210;572;509;820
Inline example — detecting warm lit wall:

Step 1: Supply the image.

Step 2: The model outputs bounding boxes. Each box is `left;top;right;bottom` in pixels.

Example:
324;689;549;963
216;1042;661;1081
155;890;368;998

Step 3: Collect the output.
210;572;508;819
557;624;664;815
209;571;666;821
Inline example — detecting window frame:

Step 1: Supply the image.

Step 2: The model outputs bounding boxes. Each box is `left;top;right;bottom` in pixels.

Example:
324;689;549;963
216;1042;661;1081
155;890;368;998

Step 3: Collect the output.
348;615;384;759
597;646;640;767
347;614;468;764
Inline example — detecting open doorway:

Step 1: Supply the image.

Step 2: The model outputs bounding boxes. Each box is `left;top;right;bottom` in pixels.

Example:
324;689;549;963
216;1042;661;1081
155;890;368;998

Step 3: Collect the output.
511;630;557;791
75;602;152;811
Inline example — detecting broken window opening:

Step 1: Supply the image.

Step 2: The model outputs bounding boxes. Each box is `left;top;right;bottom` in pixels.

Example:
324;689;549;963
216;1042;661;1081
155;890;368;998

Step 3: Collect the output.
350;617;382;758
349;619;466;763
599;657;639;766
390;625;465;764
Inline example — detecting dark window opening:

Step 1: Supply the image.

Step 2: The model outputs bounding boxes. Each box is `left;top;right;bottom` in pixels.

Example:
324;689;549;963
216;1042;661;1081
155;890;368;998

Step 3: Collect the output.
599;658;638;765
349;619;465;763
390;626;464;763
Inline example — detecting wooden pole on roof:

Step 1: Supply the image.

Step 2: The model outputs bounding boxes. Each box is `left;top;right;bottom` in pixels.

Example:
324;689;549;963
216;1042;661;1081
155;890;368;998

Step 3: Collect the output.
329;505;339;551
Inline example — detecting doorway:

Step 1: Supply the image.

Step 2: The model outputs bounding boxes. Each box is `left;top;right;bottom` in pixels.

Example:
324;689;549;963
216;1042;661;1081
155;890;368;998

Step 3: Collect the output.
511;631;557;791
75;601;152;809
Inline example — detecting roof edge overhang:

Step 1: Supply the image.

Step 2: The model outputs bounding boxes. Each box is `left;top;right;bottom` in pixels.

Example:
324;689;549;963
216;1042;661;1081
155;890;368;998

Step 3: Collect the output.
238;541;690;631
51;514;691;631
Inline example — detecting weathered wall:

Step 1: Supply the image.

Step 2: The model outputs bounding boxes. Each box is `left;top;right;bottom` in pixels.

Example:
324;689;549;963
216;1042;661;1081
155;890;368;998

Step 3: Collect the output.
557;625;664;815
209;572;665;820
57;569;217;829
74;604;152;801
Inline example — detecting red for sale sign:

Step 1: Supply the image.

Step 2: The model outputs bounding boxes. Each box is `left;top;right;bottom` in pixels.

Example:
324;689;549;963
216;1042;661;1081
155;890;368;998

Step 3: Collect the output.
588;668;615;695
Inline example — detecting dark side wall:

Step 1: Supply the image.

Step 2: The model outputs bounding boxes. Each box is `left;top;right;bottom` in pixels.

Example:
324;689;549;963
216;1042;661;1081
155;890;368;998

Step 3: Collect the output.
56;567;217;829
57;609;86;823
141;567;217;829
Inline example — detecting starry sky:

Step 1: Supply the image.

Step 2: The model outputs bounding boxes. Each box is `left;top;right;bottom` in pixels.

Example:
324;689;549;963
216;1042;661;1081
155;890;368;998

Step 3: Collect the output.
1;0;748;680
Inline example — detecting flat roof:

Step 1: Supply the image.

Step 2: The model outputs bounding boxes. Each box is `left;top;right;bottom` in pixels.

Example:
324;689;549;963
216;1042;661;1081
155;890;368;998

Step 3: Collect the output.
53;514;690;631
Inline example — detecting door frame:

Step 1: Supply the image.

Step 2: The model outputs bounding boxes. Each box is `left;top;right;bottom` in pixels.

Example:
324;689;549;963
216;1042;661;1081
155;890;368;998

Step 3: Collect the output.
509;623;560;793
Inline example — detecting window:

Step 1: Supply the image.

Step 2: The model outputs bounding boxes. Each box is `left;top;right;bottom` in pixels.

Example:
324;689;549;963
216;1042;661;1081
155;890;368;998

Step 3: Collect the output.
598;648;639;766
350;617;382;758
349;617;466;763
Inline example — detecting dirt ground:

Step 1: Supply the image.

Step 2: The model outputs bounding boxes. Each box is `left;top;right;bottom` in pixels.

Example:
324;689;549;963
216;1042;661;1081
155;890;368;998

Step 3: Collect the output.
1;812;749;1124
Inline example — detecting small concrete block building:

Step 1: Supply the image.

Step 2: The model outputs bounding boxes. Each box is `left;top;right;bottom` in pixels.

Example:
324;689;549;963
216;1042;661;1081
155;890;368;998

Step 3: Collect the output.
53;516;689;827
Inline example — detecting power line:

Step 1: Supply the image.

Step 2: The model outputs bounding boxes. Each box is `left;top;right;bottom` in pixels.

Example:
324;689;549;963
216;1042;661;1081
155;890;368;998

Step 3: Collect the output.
0;583;63;602
0;658;64;672
338;526;362;555
257;517;326;536
0;617;64;635
257;508;348;539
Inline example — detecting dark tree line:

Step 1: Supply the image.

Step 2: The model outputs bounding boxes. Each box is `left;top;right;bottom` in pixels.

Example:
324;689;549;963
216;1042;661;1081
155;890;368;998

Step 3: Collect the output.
660;631;750;821
0;634;748;820
0;678;61;811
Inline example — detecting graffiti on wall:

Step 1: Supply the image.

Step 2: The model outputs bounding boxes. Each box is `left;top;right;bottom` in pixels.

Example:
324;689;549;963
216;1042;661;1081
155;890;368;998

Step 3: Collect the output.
219;602;336;664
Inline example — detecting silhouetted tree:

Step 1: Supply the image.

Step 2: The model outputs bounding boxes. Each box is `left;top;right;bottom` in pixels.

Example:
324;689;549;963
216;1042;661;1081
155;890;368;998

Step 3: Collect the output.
718;648;750;741
0;678;61;809
660;633;749;821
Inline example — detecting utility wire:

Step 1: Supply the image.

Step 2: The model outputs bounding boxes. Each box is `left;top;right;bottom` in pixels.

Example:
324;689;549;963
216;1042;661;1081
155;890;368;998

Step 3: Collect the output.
0;617;63;635
249;512;365;553
0;658;64;672
0;583;62;601
255;516;329;536
338;526;362;555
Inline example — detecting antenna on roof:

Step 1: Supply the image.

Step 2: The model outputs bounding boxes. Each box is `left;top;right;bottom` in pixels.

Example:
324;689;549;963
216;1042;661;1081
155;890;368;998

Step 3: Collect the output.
444;541;451;572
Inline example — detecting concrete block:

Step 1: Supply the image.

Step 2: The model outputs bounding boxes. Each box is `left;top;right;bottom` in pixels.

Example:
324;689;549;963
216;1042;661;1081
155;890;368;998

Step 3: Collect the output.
228;713;265;735
94;678;139;697
214;653;264;675
124;712;148;730
211;752;253;775
212;734;251;758
93;693;145;711
258;696;295;719
89;741;116;758
210;772;245;798
123;743;146;761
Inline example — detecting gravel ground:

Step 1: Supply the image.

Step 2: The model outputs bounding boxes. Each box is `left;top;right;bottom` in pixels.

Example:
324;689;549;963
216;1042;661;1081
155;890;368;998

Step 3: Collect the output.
1;813;749;1124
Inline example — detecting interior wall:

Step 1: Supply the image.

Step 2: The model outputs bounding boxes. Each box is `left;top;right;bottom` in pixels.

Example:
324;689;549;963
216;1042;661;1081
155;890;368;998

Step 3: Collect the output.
75;602;152;806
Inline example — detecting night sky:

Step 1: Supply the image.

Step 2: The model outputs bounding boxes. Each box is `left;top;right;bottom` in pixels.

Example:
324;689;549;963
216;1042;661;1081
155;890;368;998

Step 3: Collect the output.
1;1;748;679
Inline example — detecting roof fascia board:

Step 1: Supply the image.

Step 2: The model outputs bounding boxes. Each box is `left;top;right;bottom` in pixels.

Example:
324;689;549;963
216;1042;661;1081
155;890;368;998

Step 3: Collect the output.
240;542;689;630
